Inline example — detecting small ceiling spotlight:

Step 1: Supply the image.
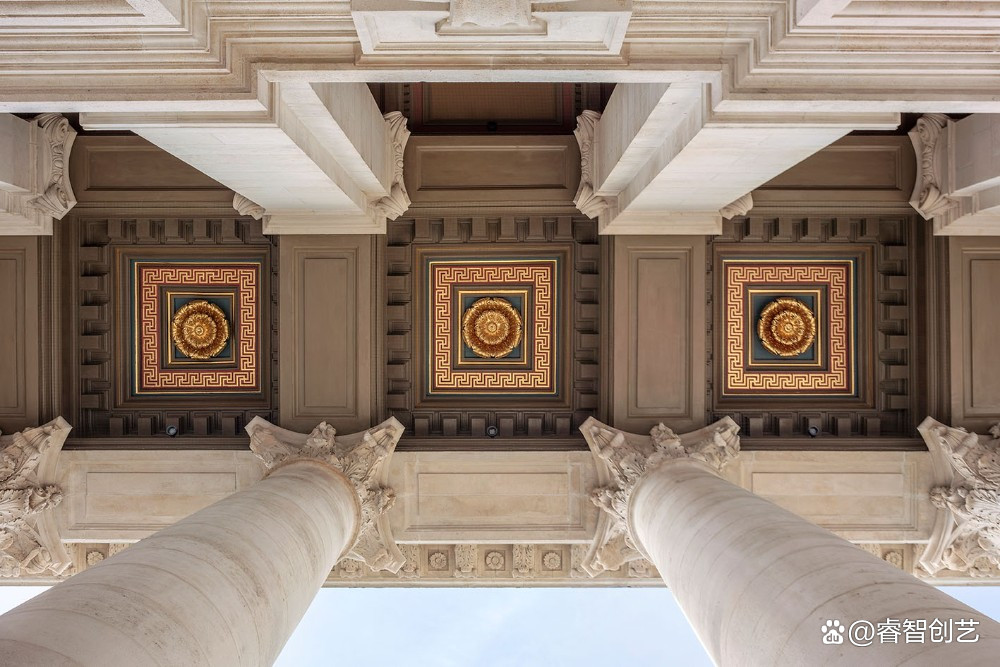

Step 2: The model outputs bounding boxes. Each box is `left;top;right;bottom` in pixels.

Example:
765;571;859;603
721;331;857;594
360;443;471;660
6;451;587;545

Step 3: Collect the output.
486;121;499;132
485;425;499;438
165;425;179;437
807;425;820;438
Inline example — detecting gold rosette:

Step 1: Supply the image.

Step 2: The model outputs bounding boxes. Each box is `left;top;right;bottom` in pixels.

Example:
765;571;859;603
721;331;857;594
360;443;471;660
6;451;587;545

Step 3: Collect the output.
462;297;522;359
171;300;230;360
757;297;816;357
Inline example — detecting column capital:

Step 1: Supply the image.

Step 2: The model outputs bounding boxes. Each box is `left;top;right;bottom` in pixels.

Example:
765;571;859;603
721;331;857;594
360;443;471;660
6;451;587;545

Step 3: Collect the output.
918;417;1000;576
371;111;412;221
245;416;406;573
0;417;73;578
578;416;740;575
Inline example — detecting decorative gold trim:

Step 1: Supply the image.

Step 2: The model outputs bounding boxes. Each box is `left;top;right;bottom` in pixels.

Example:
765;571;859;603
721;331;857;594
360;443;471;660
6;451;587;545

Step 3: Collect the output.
170;300;230;360
757;297;816;357
462;297;522;358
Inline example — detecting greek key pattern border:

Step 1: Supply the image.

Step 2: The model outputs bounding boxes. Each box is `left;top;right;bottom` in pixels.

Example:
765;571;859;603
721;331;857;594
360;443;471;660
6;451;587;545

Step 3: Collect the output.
429;260;556;393
723;261;854;395
135;263;260;393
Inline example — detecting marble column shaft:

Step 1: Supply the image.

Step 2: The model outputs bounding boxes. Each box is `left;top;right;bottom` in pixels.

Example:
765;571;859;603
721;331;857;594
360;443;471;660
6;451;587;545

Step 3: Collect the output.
0;459;358;667
633;458;1000;666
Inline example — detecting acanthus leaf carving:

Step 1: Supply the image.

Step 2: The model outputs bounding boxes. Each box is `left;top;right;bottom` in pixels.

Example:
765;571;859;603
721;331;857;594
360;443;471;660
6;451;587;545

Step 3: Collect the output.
0;418;73;578
454;544;477;578
579;417;740;576
908;114;959;221
27;113;77;221
246;416;406;574
511;544;534;578
372;111;411;221
918;418;1000;576
573;110;613;220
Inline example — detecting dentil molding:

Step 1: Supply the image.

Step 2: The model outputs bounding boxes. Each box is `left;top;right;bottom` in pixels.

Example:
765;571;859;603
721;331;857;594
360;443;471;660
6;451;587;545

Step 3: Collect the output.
578;416;741;576
246;416;406;573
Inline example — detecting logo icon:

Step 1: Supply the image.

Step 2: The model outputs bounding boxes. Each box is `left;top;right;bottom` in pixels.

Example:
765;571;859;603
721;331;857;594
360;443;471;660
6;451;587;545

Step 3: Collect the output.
822;620;846;645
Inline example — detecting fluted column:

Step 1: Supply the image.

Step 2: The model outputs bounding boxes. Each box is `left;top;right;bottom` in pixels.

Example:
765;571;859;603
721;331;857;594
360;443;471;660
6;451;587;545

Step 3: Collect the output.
580;418;1000;666
0;417;404;667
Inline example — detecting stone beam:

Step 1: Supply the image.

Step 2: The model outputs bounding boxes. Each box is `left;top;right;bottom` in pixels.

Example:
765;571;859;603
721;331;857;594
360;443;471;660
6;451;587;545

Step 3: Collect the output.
0;114;77;235
573;83;899;234
909;113;1000;235
80;82;410;234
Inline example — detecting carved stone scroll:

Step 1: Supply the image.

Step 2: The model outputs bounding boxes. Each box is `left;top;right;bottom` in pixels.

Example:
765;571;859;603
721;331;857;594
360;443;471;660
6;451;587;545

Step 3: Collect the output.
0;417;73;578
578;416;740;576
372;111;411;220
719;193;753;220
245;416;406;573
908;114;958;221
573;110;612;220
918;417;1000;576
233;193;265;220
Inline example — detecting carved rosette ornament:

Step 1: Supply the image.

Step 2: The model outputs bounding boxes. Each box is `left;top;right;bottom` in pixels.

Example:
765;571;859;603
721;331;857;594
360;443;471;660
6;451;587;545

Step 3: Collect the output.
579;417;740;576
757;297;817;357
573;110;612;220
908;114;958;221
372;112;411;220
918;418;1000;577
171;300;230;360
462;297;522;358
245;416;406;573
0;418;73;578
28;113;77;220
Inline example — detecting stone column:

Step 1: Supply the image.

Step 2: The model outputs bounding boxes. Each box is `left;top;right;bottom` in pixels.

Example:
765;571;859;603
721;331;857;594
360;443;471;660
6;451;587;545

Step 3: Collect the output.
0;417;404;667
580;417;1000;666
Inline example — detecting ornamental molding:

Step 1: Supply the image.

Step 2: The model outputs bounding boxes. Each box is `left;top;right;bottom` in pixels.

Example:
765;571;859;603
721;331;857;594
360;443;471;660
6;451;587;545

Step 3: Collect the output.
245;416;406;573
28;113;77;221
233;193;265;221
578;416;741;576
371;111;411;221
573;110;613;220
0;418;73;578
908;114;959;221
918;417;1000;577
719;193;753;220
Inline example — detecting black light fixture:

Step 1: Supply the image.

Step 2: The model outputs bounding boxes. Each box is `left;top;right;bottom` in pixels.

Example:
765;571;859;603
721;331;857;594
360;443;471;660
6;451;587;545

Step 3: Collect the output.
807;425;820;438
485;425;499;438
165;425;179;437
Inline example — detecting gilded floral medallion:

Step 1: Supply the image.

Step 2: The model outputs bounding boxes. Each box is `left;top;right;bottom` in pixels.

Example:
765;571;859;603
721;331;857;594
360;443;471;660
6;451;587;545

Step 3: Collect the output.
757;297;816;357
462;297;522;358
171;300;230;360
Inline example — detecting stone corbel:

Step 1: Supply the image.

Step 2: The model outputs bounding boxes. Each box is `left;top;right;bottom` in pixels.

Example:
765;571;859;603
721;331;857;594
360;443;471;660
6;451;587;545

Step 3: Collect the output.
0;113;77;235
578;417;741;576
908;114;959;221
245;416;406;573
371;111;411;221
0;417;73;578
720;193;753;220
573;110;613;220
918;417;1000;577
233;193;265;221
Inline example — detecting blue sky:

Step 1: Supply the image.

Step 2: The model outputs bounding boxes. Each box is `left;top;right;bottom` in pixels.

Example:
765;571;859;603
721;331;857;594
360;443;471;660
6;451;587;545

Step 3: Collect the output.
0;585;998;665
